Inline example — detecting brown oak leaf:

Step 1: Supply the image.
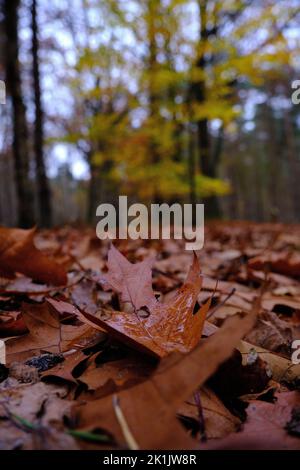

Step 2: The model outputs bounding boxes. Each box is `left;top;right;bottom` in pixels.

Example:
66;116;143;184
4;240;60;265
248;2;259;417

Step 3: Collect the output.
50;251;208;358
102;244;157;311
72;308;259;449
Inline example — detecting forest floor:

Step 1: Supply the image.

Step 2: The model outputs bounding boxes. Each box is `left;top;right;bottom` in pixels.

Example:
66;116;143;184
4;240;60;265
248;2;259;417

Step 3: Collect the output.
0;222;300;450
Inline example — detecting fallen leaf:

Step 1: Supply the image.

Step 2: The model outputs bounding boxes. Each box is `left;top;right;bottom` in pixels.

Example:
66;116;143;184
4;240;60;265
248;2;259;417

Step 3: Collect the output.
77;348;156;396
5;301;104;363
42;350;87;385
0;311;27;338
204;320;300;383
208;349;271;399
245;310;295;356
1;223;300;450
0;227;67;285
201;392;300;449
73;307;259;449
249;252;300;278
0;381;77;450
6;302;62;362
177;386;241;439
102;244;157;311
62;253;206;357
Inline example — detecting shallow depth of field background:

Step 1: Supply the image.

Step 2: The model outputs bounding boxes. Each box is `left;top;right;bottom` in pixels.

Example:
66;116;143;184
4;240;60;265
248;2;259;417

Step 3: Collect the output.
1;0;300;227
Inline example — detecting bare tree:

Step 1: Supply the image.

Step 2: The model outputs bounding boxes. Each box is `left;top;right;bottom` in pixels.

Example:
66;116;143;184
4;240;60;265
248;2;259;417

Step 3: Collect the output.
31;0;52;226
3;0;34;227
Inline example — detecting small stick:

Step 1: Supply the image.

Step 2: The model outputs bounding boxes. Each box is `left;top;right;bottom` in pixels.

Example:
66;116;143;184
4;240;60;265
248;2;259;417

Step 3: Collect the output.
194;391;207;442
113;394;139;450
206;287;236;319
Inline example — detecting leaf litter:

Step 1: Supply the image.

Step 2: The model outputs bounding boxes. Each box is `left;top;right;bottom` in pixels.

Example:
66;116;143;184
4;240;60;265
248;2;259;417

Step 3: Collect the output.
0;223;299;449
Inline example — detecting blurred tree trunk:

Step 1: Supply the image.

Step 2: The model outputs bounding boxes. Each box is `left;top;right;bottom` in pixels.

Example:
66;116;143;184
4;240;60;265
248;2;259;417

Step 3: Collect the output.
147;0;159;130
264;100;281;221
284;112;299;221
188;123;196;208
193;0;220;218
3;0;34;227
86;147;96;223
146;0;160;203
31;0;52;227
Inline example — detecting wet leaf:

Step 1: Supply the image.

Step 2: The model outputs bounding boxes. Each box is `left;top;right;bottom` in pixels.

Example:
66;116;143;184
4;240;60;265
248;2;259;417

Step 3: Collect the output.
60;252;206;357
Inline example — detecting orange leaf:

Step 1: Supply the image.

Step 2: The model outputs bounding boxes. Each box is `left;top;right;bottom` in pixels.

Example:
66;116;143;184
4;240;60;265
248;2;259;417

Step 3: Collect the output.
73;308;259;449
53;251;207;358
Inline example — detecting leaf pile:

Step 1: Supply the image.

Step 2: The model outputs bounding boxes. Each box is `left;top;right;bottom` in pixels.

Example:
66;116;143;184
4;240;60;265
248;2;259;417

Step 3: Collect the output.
0;223;300;450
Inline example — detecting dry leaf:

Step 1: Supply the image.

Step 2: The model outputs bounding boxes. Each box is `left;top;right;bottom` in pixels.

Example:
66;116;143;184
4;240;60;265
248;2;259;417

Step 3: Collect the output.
102;244;157;311
0;381;77;450
249;252;300;278
73;308;259;449
177;386;241;439
6;301;103;362
201;392;300;449
6;302;62;362
204;320;300;382
78;349;155;395
0;227;67;285
0;311;27;338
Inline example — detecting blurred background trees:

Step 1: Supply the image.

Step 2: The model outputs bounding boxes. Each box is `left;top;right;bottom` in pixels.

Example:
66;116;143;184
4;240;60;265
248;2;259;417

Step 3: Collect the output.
0;0;300;227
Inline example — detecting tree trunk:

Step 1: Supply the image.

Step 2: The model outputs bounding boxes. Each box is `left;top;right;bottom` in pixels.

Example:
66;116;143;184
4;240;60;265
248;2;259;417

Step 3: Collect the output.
188;123;196;208
264;99;281;221
87;151;97;223
3;0;34;227
146;0;161;203
31;0;52;227
193;0;220;218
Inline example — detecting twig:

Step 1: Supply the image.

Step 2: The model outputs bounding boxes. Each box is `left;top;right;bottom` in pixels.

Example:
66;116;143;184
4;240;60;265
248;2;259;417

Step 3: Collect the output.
206;287;236;319
113;394;139;450
194;391;207;442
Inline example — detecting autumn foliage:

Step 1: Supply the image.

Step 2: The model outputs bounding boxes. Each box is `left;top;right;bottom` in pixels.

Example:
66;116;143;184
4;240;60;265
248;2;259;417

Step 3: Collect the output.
0;223;299;450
